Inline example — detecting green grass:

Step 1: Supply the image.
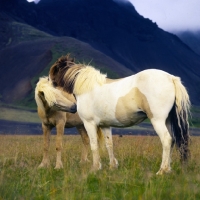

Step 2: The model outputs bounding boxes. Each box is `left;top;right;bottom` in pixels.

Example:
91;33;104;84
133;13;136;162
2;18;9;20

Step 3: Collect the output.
190;106;200;128
1;135;200;199
0;105;40;123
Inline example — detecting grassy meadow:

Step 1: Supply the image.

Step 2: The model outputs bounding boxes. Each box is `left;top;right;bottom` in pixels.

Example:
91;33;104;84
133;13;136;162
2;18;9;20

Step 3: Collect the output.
1;135;200;199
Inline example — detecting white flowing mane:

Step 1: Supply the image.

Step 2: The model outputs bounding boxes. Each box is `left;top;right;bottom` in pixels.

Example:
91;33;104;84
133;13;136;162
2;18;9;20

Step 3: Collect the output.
74;66;107;95
35;77;68;112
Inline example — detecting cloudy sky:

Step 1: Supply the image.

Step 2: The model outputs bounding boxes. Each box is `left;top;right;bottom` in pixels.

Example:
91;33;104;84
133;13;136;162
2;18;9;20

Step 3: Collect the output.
27;0;200;32
26;0;40;4
128;0;200;32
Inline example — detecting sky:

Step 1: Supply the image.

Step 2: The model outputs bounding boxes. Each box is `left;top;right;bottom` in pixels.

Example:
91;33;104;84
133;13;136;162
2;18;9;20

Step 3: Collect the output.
26;0;40;4
128;0;200;32
26;0;200;32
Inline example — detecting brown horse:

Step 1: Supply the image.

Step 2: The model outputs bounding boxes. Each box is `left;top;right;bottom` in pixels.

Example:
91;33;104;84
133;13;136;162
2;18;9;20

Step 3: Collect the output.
35;76;95;169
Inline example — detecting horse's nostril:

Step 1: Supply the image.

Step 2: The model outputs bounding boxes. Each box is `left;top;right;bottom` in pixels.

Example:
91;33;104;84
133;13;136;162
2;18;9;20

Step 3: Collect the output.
72;104;77;113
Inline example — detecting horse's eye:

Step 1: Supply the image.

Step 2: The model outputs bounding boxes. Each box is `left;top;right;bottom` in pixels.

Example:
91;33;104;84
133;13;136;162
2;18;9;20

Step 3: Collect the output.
53;81;58;87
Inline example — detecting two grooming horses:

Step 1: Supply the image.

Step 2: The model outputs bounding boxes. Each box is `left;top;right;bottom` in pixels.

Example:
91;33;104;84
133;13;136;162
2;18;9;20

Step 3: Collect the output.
37;55;190;175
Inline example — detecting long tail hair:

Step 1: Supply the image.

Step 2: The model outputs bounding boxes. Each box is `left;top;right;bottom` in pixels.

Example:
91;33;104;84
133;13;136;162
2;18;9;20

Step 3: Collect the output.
170;76;191;162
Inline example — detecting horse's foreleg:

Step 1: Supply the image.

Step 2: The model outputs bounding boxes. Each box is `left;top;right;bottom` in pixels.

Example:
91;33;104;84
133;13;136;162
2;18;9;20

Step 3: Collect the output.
38;123;51;168
102;127;118;169
55;122;65;169
76;125;90;163
83;121;101;172
151;119;173;175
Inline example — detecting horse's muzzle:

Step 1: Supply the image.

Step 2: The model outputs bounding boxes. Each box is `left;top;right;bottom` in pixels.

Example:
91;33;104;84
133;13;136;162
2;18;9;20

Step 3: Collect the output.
53;103;77;113
70;104;77;113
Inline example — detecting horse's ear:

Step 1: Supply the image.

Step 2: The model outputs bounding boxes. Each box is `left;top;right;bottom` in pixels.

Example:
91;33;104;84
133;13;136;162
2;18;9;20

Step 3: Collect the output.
38;91;45;101
50;65;58;76
65;53;75;63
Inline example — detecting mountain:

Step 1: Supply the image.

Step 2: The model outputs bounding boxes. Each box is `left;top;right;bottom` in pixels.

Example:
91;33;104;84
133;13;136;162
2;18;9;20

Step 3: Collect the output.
0;12;132;107
176;31;200;56
0;0;200;107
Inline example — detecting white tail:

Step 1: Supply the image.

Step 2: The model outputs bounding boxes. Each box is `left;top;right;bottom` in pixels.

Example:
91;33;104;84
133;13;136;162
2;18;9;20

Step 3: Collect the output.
171;76;191;161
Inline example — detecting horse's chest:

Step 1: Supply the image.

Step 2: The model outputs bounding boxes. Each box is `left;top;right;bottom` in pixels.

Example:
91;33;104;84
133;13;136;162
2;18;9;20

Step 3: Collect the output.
43;116;56;126
43;111;65;127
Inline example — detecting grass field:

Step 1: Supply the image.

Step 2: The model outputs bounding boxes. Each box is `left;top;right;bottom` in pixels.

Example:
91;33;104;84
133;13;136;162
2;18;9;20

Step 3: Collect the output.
1;135;200;200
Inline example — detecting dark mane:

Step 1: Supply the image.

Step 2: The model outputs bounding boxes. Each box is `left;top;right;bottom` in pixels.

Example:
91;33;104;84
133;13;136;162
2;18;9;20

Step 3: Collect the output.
49;54;86;94
49;54;75;88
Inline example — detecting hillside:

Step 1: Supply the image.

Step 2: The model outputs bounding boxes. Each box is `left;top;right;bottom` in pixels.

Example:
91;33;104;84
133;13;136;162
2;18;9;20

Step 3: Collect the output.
0;13;132;108
0;0;200;106
176;31;200;56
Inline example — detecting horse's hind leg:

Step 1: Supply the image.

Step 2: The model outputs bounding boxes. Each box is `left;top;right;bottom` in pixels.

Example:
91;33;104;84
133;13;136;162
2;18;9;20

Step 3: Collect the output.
166;116;175;164
38;123;51;168
151;118;173;175
76;125;90;163
55;122;65;169
101;127;118;169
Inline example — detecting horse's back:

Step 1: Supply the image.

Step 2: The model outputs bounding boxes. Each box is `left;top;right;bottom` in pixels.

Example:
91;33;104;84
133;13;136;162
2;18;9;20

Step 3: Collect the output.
134;69;176;118
104;69;176;120
134;69;175;97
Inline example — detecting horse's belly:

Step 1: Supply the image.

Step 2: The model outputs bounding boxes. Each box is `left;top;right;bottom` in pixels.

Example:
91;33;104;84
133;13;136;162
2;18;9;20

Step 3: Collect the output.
99;111;147;127
116;111;147;127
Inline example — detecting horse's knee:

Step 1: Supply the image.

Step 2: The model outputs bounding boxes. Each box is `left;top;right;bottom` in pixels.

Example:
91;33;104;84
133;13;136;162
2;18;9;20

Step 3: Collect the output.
56;147;62;151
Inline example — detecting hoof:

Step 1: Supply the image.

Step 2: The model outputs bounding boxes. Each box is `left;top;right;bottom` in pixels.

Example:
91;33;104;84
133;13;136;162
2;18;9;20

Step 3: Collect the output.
90;162;102;173
110;158;119;169
54;162;63;169
38;162;50;168
156;168;172;175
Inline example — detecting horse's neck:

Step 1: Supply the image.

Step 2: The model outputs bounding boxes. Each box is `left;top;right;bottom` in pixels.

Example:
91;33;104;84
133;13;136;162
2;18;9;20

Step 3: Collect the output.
105;78;122;84
57;87;76;103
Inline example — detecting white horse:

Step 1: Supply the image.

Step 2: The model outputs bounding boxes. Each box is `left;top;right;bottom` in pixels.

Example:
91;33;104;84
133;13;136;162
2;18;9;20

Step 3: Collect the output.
49;56;190;175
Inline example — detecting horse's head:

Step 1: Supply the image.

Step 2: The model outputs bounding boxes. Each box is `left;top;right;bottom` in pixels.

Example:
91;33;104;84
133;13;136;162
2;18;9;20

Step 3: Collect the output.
49;54;86;94
49;54;75;88
35;76;77;113
49;54;106;95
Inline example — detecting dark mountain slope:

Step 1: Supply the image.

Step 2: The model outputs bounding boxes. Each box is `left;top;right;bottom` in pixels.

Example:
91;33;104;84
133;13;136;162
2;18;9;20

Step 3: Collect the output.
0;14;132;106
176;31;200;56
1;0;200;105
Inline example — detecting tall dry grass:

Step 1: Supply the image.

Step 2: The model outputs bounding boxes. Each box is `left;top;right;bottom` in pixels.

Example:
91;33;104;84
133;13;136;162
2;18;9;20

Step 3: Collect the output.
0;135;200;199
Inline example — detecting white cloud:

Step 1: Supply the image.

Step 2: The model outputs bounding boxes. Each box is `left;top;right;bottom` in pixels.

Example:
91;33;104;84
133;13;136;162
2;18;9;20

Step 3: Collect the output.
128;0;200;32
27;0;41;4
